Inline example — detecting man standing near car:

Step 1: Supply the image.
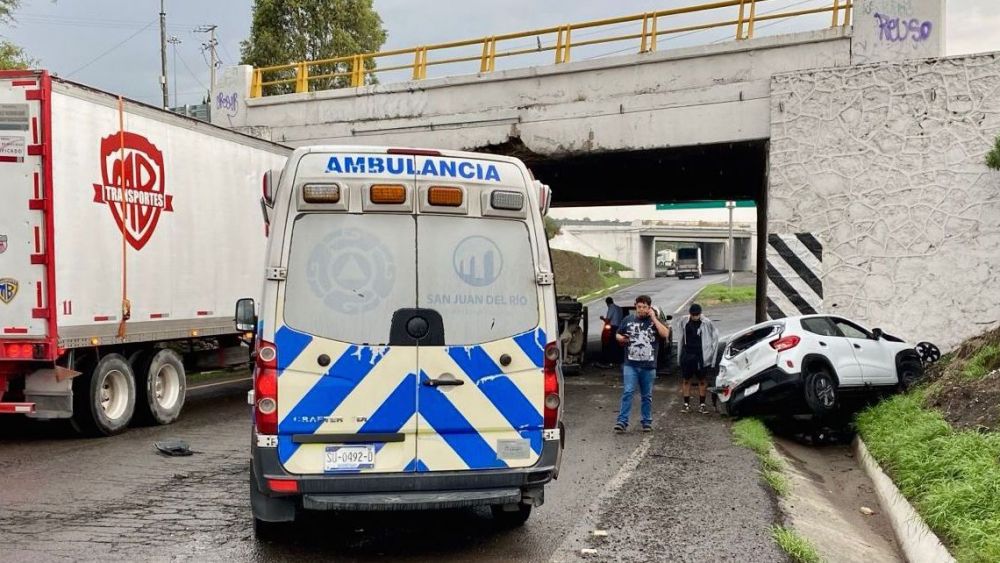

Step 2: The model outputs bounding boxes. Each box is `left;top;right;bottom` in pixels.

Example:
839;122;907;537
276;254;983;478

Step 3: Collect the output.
678;303;719;414
599;296;625;368
614;295;670;433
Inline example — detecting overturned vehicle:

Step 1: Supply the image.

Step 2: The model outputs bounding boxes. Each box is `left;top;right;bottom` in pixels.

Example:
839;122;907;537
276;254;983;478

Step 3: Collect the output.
713;315;940;417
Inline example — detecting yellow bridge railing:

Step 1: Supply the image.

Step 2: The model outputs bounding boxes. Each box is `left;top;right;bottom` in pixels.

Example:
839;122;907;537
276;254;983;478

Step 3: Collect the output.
250;0;852;98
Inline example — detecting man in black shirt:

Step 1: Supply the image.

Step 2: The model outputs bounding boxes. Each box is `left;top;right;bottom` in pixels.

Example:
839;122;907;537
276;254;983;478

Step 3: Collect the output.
677;303;719;413
613;295;670;433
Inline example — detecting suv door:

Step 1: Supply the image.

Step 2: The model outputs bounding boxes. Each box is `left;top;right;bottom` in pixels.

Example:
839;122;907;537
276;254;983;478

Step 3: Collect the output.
800;317;864;386
415;213;546;472
275;211;419;475
829;317;895;385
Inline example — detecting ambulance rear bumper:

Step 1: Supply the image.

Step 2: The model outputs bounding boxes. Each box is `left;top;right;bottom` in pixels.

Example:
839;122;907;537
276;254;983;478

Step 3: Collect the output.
251;437;560;514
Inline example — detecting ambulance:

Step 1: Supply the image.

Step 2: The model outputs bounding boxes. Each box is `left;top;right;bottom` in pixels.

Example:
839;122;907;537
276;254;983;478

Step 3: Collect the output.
236;146;564;536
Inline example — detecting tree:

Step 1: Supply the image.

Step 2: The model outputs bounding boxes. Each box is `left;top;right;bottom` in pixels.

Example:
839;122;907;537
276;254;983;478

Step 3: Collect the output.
544;216;561;240
241;0;387;95
0;40;33;70
0;0;34;70
986;135;1000;171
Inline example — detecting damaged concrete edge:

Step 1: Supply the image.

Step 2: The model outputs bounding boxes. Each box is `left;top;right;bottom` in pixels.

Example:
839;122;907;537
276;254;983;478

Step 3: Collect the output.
853;437;955;563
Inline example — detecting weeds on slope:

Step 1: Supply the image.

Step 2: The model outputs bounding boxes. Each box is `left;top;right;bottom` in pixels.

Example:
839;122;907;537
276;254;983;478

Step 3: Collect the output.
731;418;789;497
772;526;822;563
857;391;1000;562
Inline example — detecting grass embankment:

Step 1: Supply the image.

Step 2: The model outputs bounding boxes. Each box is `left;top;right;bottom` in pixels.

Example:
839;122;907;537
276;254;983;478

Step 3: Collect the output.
856;391;1000;562
731;418;789;497
551;249;639;300
697;284;756;306
732;419;823;561
771;526;822;563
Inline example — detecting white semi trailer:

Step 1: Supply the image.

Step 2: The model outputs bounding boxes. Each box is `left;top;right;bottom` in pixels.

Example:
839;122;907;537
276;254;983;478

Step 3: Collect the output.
0;70;290;435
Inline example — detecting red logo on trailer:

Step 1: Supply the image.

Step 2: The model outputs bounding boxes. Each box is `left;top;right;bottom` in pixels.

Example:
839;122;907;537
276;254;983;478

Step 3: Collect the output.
92;132;173;251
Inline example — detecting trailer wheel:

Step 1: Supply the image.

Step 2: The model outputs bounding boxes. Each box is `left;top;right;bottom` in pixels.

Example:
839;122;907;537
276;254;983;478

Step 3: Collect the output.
71;354;136;436
135;349;186;426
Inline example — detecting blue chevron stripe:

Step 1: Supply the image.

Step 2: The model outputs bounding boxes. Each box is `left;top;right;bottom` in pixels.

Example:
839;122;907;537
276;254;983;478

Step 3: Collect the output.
357;372;416;434
418;371;507;470
403;458;430;472
447;346;543;454
278;345;387;463
513;328;546;368
274;325;313;373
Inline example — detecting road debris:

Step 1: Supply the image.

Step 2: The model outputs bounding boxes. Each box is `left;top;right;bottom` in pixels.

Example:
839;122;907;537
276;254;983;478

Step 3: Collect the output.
154;439;194;457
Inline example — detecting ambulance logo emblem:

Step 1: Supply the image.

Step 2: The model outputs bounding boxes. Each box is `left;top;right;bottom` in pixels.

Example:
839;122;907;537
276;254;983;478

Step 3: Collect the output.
0;278;17;304
0;235;7;254
92;132;173;251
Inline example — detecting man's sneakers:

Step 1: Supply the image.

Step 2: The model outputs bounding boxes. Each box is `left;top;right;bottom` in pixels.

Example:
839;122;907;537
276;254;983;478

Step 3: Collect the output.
699;403;709;414
613;422;627;433
682;403;691;413
641;424;653;433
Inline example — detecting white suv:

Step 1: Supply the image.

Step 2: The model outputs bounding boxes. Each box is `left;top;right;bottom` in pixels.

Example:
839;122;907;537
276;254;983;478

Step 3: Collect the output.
714;315;939;417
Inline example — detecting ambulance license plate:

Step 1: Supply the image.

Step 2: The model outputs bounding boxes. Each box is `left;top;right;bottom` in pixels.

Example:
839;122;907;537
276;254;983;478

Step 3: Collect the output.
324;444;375;471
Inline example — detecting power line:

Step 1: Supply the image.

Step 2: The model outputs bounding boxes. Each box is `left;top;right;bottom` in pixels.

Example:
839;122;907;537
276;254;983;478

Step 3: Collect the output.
176;49;208;92
16;12;196;31
65;20;156;78
216;34;238;65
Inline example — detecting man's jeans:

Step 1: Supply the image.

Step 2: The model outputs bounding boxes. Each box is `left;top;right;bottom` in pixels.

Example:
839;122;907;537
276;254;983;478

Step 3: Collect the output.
617;364;655;427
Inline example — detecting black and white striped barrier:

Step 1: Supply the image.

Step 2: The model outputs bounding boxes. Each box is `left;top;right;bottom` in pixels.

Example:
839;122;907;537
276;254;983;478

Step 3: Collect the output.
766;233;823;319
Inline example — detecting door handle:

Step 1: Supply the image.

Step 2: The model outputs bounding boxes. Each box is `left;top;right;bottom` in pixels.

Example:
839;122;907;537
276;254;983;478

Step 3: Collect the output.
853;344;862;350
819;341;827;347
423;377;465;387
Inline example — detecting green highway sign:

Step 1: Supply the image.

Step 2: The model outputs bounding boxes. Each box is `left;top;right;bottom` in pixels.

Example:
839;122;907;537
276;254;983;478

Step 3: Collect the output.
655;200;756;210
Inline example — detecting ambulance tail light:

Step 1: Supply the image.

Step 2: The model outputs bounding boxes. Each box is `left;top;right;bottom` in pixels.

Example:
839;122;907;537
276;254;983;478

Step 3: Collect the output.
255;340;278;435
370;184;407;204
303;183;341;203
491;190;524;211
536;181;552;216
267;478;299;494
262;170;276;207
543;342;560;429
428;186;463;207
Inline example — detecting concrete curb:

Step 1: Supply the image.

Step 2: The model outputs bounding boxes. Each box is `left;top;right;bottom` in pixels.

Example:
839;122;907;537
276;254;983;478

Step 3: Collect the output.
853;437;955;563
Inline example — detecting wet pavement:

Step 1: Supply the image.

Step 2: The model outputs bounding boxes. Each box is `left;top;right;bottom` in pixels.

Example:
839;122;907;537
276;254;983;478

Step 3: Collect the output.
0;280;784;562
0;372;783;562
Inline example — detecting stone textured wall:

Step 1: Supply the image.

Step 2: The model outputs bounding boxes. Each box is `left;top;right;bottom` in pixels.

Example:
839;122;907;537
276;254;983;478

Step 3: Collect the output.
769;53;1000;349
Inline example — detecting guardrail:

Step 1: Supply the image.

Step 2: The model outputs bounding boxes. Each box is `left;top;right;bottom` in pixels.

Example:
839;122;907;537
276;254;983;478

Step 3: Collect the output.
250;0;853;98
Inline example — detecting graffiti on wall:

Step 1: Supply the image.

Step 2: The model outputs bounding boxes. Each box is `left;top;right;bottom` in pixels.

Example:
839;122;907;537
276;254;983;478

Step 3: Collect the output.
851;0;941;64
873;13;933;44
215;92;240;118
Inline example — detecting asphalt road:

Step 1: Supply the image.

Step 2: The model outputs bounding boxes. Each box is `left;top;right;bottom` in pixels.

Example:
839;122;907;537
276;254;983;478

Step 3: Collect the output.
0;278;783;562
585;273;730;346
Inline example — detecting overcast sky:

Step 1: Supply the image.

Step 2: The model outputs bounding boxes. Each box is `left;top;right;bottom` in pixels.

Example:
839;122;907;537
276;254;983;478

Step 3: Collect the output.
1;0;994;108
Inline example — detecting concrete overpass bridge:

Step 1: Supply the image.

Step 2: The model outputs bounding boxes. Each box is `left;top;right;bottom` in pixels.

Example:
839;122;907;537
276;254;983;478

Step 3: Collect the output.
550;223;755;278
203;1;1000;351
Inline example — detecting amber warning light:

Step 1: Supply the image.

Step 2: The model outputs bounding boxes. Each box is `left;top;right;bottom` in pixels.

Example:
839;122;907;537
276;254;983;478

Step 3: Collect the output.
370;184;407;204
428;186;463;207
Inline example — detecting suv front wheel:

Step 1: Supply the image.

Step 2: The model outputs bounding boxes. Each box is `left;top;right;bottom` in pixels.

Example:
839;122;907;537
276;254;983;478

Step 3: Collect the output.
803;365;838;415
897;358;923;391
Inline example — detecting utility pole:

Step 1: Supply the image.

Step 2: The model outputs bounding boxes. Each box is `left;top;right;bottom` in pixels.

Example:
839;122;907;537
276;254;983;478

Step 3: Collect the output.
726;200;736;289
167;36;181;108
195;25;219;89
159;0;168;108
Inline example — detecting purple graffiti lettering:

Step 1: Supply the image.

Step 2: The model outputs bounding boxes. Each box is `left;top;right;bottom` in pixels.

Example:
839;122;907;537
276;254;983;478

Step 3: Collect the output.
874;13;932;43
215;92;239;117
